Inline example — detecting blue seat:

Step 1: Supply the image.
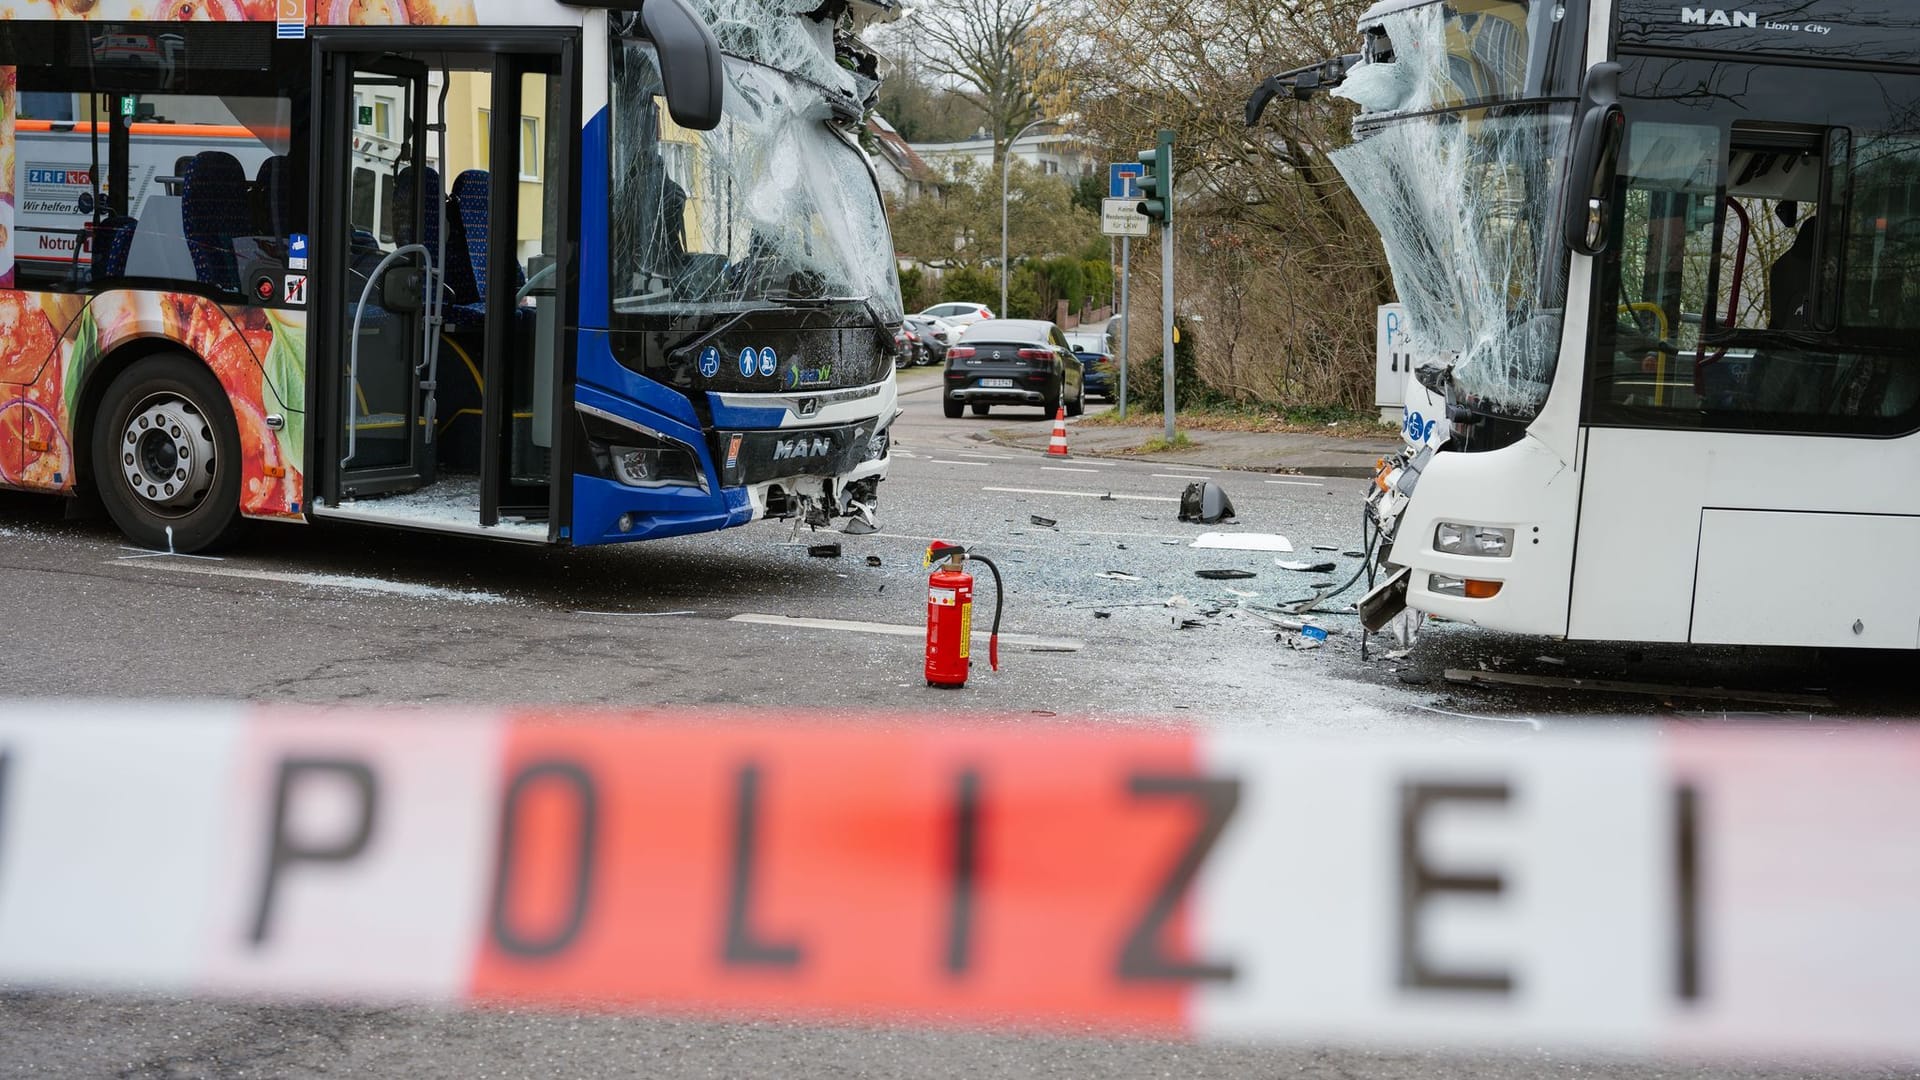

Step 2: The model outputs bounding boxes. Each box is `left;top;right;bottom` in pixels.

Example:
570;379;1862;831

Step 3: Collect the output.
180;151;252;291
92;215;138;280
396;166;481;310
255;155;295;239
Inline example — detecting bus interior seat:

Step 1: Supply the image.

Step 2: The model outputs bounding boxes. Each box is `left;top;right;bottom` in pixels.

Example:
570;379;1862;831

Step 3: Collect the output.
451;169;527;296
180;151;253;292
92;215;139;281
395;166;481;311
254;155;295;239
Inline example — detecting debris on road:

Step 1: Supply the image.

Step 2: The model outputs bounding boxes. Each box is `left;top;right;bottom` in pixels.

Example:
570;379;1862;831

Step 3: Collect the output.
1442;669;1832;708
1277;559;1338;572
1029;515;1058;528
1093;610;1112;619
1196;569;1257;580
1343;550;1366;558
865;555;883;567
1177;481;1237;524
1098;570;1143;582
1192;532;1294;552
842;518;878;535
1312;544;1339;552
808;543;843;558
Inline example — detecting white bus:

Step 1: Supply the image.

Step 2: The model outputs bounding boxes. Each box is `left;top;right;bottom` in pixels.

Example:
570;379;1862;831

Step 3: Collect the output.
1252;0;1920;650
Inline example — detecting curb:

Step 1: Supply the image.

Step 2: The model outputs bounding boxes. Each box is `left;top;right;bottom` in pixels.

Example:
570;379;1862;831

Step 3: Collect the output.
970;429;1389;479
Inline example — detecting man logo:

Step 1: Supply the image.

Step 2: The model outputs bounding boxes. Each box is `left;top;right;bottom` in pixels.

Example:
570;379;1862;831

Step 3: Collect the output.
1681;6;1758;26
772;436;833;461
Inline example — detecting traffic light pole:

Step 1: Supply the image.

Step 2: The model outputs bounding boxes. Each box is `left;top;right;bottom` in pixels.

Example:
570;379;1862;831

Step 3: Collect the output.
1158;136;1175;445
1161;214;1175;445
1117;236;1130;420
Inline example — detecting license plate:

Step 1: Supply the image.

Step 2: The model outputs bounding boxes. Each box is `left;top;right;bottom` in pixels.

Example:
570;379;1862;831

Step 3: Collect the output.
981;378;1014;388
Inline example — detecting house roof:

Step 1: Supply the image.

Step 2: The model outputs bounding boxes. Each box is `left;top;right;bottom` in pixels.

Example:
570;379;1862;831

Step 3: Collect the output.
867;116;942;185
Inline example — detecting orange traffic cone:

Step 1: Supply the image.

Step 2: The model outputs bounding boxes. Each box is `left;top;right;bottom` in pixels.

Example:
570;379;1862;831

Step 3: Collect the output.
1047;406;1070;457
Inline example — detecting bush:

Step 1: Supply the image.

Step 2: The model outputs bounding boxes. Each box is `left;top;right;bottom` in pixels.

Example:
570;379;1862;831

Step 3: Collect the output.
897;266;938;313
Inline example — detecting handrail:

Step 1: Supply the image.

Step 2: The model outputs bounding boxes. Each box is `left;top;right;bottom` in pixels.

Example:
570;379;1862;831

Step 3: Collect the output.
343;243;432;469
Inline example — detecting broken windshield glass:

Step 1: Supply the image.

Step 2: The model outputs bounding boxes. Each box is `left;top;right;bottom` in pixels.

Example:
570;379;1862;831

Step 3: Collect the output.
1330;0;1576;419
610;39;902;324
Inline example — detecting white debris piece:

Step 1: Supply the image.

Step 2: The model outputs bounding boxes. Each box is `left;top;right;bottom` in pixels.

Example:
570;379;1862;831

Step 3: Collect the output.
1191;533;1294;552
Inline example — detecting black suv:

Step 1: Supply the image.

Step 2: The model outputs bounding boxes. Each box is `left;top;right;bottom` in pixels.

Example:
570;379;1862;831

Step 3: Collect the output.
941;319;1085;418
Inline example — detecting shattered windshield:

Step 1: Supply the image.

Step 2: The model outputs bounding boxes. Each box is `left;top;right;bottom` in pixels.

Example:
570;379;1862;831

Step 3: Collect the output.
610;40;903;323
1330;0;1577;418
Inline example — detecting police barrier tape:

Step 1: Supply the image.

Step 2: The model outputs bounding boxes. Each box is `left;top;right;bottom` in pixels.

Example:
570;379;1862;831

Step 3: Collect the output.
0;704;1913;1061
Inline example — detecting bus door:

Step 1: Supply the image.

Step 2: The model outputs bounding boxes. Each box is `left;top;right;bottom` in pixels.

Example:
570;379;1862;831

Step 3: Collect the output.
317;52;436;502
313;35;576;534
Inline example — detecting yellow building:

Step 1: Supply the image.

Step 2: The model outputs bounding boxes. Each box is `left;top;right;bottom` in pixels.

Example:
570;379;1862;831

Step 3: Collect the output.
430;71;548;264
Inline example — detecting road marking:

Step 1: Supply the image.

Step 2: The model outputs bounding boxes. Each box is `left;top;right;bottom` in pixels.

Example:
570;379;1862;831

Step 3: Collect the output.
1151;473;1208;480
951;451;1016;461
983;486;1179;503
1041;466;1101;473
1265;479;1325;487
123;560;509;604
1155;464;1213;472
576;610;697;617
928;458;991;467
864;531;1043;550
730;613;1082;651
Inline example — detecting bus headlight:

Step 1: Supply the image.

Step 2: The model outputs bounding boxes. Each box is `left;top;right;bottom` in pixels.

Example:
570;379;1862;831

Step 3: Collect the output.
610;443;701;488
1435;522;1514;558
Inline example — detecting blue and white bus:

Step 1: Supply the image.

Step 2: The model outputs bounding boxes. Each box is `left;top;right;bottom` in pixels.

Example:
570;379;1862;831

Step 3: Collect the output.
0;0;900;551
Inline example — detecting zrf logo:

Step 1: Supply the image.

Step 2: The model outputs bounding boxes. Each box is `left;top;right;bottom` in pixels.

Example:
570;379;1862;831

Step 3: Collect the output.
1681;6;1758;26
771;436;833;461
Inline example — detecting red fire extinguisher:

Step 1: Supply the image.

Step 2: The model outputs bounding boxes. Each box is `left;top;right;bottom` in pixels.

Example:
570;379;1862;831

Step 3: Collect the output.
924;541;1004;689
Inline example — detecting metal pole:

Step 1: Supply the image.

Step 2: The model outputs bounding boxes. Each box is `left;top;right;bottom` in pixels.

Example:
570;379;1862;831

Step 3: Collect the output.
1117;235;1130;420
1000;117;1048;318
1161;217;1175;444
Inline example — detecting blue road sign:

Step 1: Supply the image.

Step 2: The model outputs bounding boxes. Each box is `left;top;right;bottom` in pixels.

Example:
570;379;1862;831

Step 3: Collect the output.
1109;162;1145;199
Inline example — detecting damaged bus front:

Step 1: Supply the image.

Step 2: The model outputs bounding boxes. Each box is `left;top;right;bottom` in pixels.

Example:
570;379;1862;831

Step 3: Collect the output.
590;0;901;542
1256;0;1920;649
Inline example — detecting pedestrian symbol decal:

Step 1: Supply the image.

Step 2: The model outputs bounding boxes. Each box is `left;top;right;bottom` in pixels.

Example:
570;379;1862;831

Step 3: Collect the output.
739;348;757;378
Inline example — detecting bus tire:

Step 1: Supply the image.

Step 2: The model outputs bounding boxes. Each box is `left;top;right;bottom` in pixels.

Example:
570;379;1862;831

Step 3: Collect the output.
91;353;245;553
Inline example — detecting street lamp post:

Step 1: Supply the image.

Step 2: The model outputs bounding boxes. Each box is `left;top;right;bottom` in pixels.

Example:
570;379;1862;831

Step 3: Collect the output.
1000;115;1054;319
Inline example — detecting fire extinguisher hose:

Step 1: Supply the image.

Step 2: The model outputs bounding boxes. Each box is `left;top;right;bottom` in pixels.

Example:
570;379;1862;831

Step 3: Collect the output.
968;554;1006;672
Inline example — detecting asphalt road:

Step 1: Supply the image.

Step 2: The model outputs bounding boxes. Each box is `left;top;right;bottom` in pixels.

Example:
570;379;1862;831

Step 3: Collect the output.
0;367;1910;1077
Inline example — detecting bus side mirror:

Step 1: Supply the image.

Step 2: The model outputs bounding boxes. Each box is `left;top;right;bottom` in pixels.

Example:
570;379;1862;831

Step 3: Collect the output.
643;0;725;131
1563;62;1624;258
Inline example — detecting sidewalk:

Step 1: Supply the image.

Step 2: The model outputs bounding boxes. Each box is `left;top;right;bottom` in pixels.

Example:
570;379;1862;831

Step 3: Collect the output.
982;420;1400;478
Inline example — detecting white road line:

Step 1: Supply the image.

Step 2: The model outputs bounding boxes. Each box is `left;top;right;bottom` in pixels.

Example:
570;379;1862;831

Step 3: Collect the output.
730;613;1082;651
863;532;1044;550
982;486;1179;503
951;451;1016;461
1151;473;1208;480
1155;464;1214;472
123;561;509;603
1041;466;1101;473
928;458;991;467
1265;479;1325;487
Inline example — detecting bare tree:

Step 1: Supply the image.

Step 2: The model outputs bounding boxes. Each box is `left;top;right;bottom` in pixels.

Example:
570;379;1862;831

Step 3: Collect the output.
895;0;1057;166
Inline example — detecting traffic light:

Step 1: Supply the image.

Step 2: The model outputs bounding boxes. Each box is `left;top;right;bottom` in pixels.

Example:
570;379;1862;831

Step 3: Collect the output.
1135;129;1175;224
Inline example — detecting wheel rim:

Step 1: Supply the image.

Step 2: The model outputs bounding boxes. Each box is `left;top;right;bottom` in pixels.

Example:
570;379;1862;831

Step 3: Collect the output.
118;393;218;516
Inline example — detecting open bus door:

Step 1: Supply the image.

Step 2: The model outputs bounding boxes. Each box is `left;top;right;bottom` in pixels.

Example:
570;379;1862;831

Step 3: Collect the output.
311;34;576;539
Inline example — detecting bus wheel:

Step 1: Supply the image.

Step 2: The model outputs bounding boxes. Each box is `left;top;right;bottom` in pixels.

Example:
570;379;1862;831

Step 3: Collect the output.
92;354;244;553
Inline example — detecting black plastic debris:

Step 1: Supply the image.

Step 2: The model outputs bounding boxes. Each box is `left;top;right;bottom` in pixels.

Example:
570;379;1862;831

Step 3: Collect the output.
1278;560;1337;573
1030;515;1058;528
1195;569;1257;580
1178;481;1236;524
1343;550;1365;558
865;555;883;567
808;543;842;558
1094;611;1113;619
1100;493;1116;501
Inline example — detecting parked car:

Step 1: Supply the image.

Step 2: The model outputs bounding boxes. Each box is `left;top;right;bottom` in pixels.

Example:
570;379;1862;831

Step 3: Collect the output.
942;319;1084;419
1072;347;1115;402
893;324;928;368
918;301;996;328
903;314;961;365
